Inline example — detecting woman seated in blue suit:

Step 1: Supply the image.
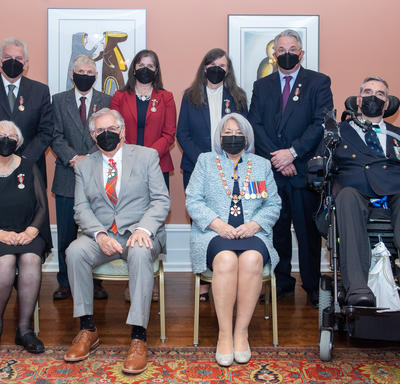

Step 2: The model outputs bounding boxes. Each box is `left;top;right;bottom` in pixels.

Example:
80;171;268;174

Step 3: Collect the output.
177;48;248;301
186;113;281;366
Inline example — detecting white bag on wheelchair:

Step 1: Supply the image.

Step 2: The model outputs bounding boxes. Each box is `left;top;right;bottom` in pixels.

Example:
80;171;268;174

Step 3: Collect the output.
368;242;400;312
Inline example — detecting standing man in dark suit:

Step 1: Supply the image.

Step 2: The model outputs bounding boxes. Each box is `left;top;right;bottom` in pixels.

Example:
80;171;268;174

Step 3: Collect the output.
0;37;53;184
331;77;400;306
51;55;112;300
248;29;333;307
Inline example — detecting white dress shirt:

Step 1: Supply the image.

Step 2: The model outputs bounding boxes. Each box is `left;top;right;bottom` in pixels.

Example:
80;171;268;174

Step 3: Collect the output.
278;66;301;93
75;88;93;118
350;119;387;156
1;75;22;97
206;85;223;151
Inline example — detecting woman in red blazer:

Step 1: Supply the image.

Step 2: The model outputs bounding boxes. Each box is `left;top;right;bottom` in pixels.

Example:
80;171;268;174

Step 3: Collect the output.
110;49;176;189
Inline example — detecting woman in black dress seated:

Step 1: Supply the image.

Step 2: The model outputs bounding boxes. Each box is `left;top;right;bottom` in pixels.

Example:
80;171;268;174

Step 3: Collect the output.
186;113;281;366
0;120;52;353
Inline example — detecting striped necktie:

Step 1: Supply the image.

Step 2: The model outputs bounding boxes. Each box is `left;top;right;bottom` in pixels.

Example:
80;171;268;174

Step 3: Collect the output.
105;158;118;234
365;124;384;156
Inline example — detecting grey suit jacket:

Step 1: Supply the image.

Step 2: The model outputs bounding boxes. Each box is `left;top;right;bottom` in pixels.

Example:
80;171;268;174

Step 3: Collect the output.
73;144;170;250
51;88;112;197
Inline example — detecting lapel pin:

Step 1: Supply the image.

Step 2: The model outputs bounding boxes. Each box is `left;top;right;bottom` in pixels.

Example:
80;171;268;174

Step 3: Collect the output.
293;87;300;102
151;99;158;112
92;104;98;113
18;96;25;111
17;173;25;189
224;99;231;114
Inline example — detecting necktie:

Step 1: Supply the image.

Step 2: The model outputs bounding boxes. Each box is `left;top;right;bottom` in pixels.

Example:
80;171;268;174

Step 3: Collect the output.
281;75;292;113
365;124;384;156
105;158;118;234
79;96;87;126
8;84;16;112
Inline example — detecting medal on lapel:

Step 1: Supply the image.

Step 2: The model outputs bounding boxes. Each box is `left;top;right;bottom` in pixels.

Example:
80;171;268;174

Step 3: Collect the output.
393;139;400;160
293;86;300;102
151;99;158;112
17;173;25;189
260;180;268;198
18;96;25;111
92;104;98;113
224;99;231;114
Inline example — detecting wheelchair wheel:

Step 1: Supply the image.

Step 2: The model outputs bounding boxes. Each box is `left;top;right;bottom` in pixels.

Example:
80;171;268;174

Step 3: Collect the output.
319;329;333;361
319;277;332;330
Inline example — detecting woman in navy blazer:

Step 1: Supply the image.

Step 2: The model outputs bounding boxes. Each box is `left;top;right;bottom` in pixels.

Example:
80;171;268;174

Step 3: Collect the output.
177;48;248;190
111;50;176;189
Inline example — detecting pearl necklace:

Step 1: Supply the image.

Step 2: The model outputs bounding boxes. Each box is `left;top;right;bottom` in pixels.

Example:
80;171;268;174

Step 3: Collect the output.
135;87;152;102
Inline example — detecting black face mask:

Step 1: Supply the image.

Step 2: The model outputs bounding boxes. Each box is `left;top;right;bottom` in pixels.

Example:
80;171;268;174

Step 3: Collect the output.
135;67;156;84
96;131;120;152
0;136;17;157
221;135;246;155
73;72;96;92
360;95;386;118
276;52;299;70
206;66;226;84
1;58;24;79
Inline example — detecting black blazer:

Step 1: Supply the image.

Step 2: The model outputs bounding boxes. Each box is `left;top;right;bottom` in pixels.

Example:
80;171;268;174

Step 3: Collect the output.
248;66;333;188
177;87;248;173
331;120;400;197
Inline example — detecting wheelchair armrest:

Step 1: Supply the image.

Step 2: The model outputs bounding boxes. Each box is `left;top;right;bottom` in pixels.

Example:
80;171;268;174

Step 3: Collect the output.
307;157;327;192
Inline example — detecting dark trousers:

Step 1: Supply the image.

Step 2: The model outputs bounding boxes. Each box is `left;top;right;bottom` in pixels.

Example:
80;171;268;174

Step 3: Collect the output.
163;172;170;191
273;183;322;293
55;195;78;288
336;187;400;296
183;170;192;190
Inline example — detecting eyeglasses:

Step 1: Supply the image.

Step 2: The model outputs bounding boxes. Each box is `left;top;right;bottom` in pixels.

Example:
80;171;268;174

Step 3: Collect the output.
93;125;121;136
276;48;301;55
0;132;18;141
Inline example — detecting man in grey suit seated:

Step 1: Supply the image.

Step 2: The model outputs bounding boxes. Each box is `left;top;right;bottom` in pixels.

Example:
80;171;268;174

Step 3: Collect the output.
51;54;112;300
64;108;170;374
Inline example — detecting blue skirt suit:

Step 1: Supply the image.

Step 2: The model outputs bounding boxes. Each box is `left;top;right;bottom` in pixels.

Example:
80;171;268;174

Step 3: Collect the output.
186;151;281;274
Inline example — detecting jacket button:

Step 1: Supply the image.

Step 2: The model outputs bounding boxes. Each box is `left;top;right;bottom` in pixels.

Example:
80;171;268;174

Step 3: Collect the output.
365;165;370;169
277;134;281;138
344;145;348;149
383;165;387;169
352;154;356;158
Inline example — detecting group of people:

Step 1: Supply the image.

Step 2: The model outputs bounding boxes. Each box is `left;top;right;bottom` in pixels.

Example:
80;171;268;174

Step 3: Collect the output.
0;26;399;374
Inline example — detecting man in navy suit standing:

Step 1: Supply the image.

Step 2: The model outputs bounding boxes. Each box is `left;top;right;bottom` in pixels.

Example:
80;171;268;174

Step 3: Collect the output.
248;29;333;307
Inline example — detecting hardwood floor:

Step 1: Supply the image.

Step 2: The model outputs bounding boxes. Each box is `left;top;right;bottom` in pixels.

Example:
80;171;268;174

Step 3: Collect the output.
1;272;398;349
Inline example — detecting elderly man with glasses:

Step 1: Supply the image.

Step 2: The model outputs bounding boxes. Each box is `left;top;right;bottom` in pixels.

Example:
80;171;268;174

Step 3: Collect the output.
64;108;170;374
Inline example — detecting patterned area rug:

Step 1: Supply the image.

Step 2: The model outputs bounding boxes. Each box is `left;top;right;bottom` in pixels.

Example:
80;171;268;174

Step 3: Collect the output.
1;345;400;383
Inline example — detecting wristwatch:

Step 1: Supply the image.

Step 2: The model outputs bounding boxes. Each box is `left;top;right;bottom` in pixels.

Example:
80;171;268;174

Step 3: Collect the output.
289;146;298;159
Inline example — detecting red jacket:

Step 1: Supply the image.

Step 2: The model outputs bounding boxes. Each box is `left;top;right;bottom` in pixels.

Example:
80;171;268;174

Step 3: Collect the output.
110;88;177;172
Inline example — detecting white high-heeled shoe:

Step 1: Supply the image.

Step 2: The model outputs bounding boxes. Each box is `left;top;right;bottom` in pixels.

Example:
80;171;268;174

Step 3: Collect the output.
215;343;234;367
234;343;251;364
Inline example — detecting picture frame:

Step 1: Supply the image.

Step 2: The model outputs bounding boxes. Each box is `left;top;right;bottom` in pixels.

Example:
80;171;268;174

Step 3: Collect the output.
48;8;146;96
228;14;319;105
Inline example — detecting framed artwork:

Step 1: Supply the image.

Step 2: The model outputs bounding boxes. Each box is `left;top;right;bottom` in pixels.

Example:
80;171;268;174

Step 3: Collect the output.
48;9;146;96
228;15;319;105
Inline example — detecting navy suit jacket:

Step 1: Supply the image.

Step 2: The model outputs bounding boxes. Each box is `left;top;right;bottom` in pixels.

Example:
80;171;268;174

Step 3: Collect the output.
0;75;53;184
329;120;400;197
177;87;248;173
248;66;333;188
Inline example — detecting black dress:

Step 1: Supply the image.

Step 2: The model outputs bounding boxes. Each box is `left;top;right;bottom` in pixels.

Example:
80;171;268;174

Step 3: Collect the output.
206;179;269;270
0;158;52;261
136;96;150;146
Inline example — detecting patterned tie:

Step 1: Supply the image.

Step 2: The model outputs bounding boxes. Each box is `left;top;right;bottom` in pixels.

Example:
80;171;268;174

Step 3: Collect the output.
365;124;384;156
281;75;292;113
79;96;87;126
105;158;118;234
8;84;16;112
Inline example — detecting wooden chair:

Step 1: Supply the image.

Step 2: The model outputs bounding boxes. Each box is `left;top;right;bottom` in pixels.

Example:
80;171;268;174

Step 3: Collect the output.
193;263;278;347
92;256;166;341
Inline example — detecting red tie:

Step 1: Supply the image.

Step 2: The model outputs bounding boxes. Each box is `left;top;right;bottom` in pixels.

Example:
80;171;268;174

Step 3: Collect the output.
79;96;87;126
282;75;293;112
105;159;118;234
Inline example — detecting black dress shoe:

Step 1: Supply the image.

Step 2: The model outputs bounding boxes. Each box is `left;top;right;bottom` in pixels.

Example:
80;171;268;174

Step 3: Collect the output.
93;284;108;300
347;293;376;307
15;330;45;354
276;287;295;300
53;286;71;300
307;290;319;309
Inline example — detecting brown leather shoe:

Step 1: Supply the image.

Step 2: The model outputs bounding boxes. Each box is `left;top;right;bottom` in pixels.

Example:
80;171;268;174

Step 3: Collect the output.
64;329;99;362
122;339;148;374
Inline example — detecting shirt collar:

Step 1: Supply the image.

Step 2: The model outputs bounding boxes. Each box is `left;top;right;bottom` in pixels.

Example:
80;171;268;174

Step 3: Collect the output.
278;66;301;83
75;87;93;105
1;74;22;91
102;145;123;165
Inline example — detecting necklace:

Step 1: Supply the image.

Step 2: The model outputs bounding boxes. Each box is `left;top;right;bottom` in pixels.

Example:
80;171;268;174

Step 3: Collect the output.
216;155;252;215
135;87;152;102
0;155;17;178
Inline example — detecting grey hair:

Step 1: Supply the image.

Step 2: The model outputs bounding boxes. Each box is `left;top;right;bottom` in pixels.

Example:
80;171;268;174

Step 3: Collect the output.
0;120;24;149
0;38;28;60
213;113;255;154
72;54;96;72
360;76;389;97
88;108;125;132
273;29;303;50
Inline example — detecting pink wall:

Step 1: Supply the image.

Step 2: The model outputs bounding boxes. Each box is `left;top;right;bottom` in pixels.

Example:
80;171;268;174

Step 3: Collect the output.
1;0;399;224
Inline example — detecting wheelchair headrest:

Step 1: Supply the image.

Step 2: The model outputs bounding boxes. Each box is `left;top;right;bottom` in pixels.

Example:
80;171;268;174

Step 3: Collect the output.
341;95;400;121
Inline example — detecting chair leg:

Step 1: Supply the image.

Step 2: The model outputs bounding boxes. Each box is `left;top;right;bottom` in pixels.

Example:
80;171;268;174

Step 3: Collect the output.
34;300;40;336
264;279;271;320
159;260;166;342
271;273;279;347
193;274;200;346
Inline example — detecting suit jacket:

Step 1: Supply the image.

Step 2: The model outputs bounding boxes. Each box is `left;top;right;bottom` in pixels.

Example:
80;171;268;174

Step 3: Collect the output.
73;144;170;250
177;87;248;174
330;120;400;197
110;89;176;173
185;151;281;273
0;75;53;184
248;67;333;188
51;88;112;197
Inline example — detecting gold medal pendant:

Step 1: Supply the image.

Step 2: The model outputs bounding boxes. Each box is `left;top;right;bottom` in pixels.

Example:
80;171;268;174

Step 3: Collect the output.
151;99;157;112
18;96;25;111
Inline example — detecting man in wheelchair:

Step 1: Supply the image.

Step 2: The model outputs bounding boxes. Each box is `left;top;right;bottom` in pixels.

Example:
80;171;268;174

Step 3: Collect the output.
314;76;400;308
